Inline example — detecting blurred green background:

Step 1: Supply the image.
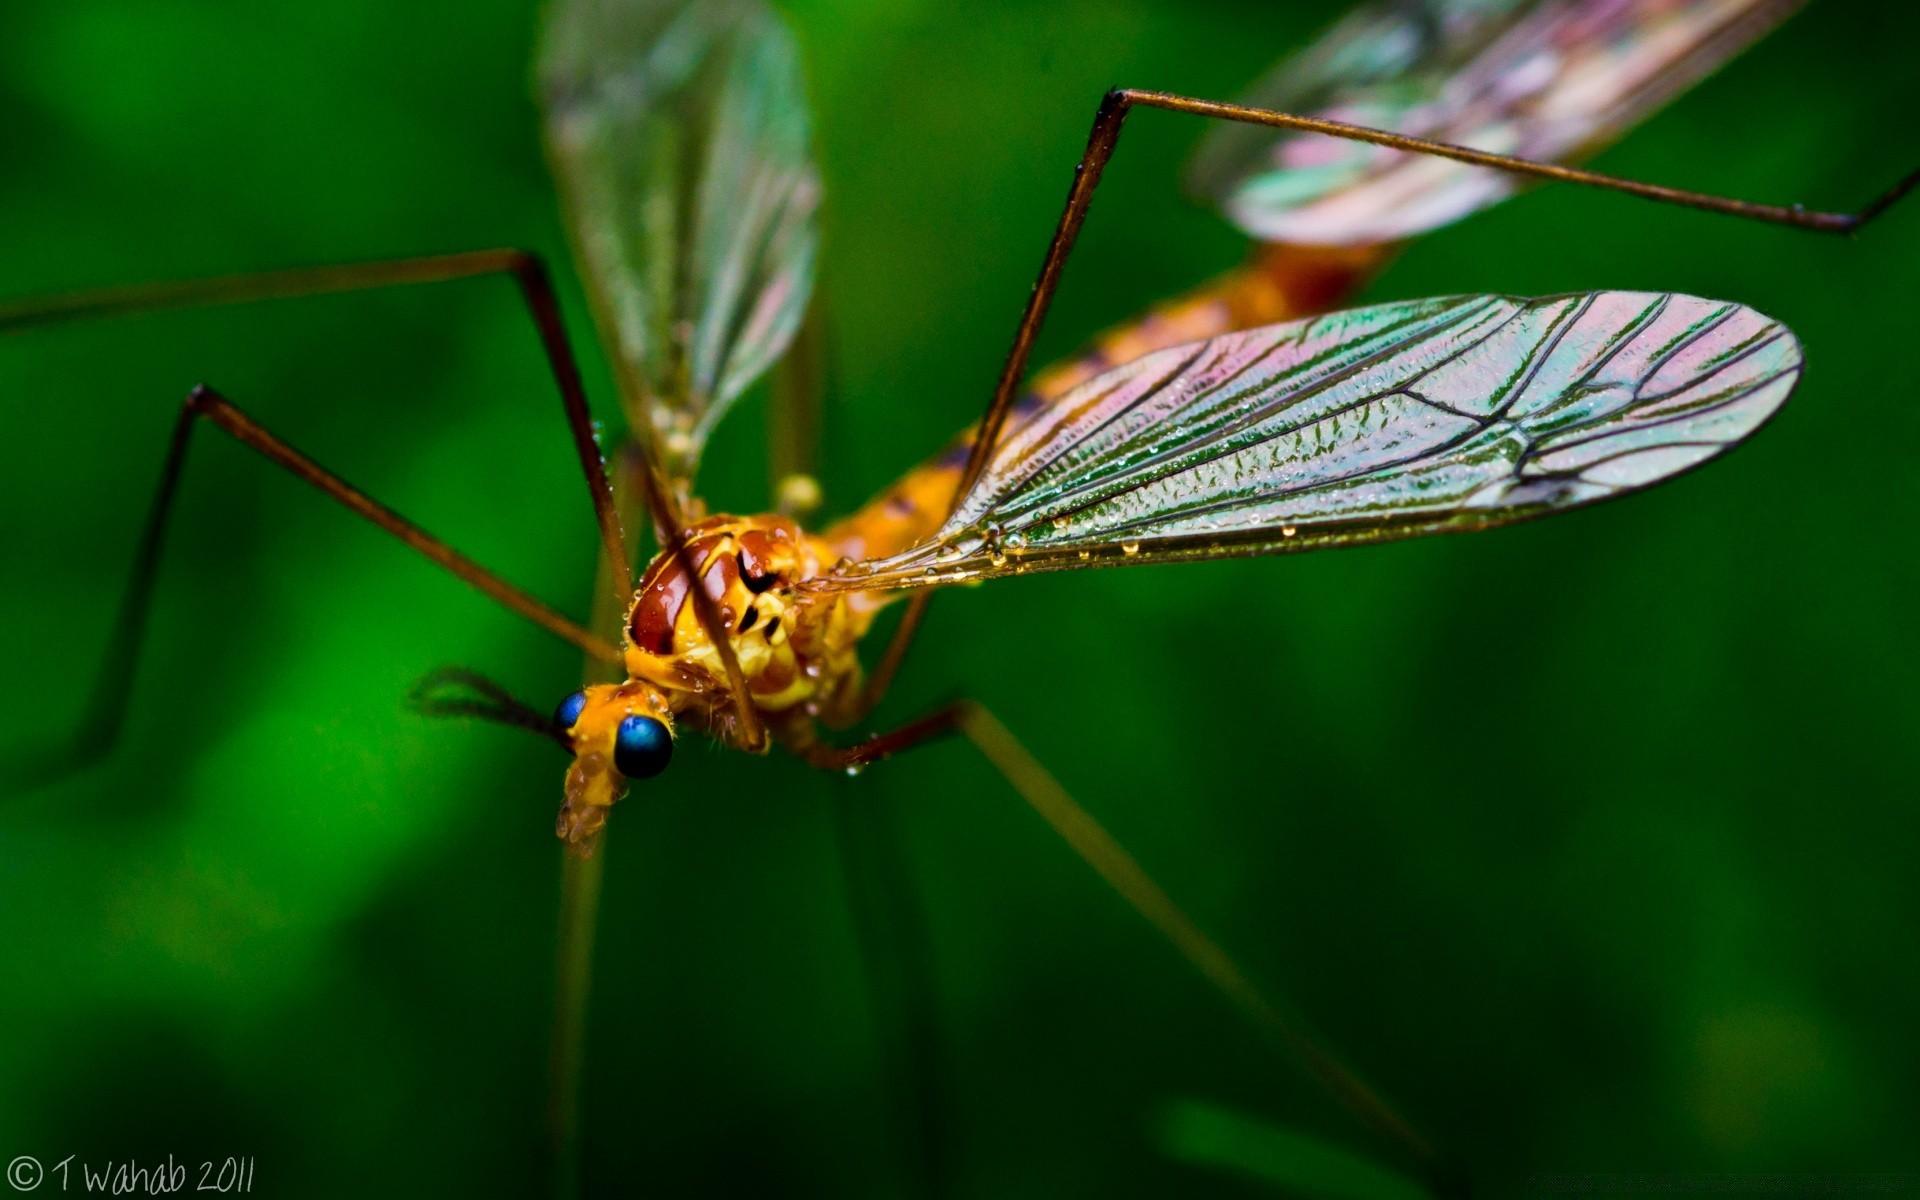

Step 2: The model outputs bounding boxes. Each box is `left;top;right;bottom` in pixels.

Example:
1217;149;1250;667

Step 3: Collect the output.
2;2;1916;1196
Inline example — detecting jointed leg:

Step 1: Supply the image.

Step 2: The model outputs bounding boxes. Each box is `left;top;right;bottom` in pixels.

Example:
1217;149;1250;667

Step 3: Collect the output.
839;592;933;727
591;434;764;753
797;702;1444;1181
856;93;1920;723
955;88;1919;505
0;249;634;594
10;384;617;788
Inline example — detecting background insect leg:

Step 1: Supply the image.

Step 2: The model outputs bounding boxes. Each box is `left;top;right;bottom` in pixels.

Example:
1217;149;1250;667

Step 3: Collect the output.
861;93;1919;734
798;701;1449;1187
0;249;635;594
768;293;954;1192
4;384;617;791
955;88;1918;514
831;796;952;1199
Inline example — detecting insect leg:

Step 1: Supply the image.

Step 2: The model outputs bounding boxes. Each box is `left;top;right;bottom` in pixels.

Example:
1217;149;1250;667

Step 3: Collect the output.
796;702;1448;1184
952;88;1918;512
0;249;634;595
620;435;769;752
862;94;1920;729
831;591;933;728
8;384;617;789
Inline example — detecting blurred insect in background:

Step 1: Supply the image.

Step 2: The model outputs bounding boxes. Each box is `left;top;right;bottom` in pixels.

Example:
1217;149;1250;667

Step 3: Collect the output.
983;0;1829;425
3;0;1913;1191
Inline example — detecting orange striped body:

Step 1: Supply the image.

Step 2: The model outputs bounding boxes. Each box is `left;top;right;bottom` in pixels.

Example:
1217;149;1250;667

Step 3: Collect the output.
822;242;1389;565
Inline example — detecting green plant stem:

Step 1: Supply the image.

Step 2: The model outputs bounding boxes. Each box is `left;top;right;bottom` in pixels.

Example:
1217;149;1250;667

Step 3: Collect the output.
550;844;606;1198
549;521;633;1197
833;791;949;1198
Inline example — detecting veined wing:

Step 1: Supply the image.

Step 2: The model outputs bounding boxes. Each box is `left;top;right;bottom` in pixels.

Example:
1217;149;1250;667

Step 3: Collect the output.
1187;0;1802;246
540;0;820;485
808;292;1798;592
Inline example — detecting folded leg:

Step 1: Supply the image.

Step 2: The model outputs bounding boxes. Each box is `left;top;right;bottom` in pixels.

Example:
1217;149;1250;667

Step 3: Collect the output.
8;384;616;789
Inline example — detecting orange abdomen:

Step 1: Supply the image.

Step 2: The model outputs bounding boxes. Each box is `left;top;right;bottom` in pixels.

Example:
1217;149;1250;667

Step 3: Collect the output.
822;242;1390;564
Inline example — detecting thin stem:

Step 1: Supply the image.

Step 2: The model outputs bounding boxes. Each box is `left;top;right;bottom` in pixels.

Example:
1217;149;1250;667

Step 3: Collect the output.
832;795;949;1197
550;847;607;1198
548;459;643;1197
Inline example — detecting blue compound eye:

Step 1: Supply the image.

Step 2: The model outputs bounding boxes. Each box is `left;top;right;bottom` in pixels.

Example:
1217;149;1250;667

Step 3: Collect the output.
613;715;673;780
553;690;589;732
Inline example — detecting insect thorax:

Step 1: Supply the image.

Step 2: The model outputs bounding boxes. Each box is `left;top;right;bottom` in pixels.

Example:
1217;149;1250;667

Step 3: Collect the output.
622;513;866;743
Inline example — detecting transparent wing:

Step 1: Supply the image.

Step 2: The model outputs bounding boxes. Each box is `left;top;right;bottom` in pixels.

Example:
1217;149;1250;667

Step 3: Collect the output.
1187;0;1802;246
809;292;1799;592
540;0;821;485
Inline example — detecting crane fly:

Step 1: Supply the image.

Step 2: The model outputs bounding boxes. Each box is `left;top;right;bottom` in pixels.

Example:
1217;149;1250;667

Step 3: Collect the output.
2;0;1913;1186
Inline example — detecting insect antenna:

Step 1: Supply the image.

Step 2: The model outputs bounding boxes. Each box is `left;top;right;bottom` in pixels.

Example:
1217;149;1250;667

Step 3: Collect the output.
408;667;573;751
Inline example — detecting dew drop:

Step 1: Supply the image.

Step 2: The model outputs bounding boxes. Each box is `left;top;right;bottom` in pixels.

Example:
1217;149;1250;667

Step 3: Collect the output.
1005;531;1027;552
844;763;866;778
982;522;1010;567
1076;549;1091;561
1120;540;1140;556
1281;525;1298;539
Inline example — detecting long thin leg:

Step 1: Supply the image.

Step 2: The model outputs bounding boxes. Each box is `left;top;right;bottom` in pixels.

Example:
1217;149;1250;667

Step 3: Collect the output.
846;591;932;724
9;384;617;789
0;249;634;595
956;88;1918;505
843;92;1920;708
794;702;1449;1187
770;292;948;1192
548;444;645;1200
